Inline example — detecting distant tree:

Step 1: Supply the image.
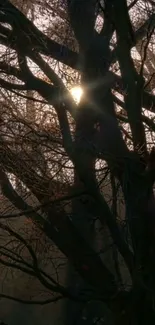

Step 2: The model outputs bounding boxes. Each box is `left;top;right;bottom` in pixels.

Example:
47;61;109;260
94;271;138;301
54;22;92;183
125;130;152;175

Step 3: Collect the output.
0;0;155;324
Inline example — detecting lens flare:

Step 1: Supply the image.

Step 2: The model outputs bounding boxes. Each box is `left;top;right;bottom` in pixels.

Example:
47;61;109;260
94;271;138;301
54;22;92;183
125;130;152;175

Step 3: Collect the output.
70;86;83;104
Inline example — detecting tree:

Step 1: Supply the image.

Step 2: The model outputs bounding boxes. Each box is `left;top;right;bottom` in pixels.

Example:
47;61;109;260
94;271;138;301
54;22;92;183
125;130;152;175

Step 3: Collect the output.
0;0;155;324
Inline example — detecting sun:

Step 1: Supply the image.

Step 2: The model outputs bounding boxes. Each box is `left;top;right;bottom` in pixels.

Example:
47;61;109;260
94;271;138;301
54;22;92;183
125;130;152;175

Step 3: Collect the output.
70;86;83;104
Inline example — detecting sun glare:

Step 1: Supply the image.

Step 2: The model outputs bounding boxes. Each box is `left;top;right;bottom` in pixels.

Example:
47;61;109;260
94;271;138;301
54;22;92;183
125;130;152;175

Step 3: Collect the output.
70;86;83;104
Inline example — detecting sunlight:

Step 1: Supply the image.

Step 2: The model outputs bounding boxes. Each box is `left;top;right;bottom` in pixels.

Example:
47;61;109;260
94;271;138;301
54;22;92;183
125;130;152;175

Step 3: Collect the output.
70;86;83;104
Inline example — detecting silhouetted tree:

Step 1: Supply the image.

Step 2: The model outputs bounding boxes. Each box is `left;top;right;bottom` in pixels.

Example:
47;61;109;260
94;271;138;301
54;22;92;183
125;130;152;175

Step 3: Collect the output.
0;1;155;324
